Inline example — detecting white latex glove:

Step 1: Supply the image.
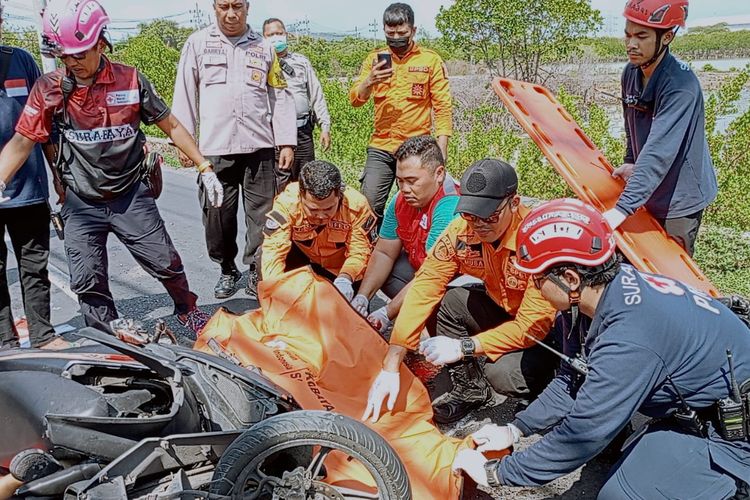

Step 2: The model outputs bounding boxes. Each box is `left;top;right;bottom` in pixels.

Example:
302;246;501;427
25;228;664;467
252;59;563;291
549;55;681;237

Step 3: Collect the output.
351;294;369;316
452;448;490;487
612;162;635;181
333;276;355;301
201;172;224;208
367;306;392;334
602;208;627;230
419;336;463;366
265;339;288;350
472;423;521;452
361;369;400;423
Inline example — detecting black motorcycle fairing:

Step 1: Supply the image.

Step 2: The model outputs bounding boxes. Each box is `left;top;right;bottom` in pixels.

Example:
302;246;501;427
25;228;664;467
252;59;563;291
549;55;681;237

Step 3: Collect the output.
0;370;114;466
64;431;243;499
3;326;303;498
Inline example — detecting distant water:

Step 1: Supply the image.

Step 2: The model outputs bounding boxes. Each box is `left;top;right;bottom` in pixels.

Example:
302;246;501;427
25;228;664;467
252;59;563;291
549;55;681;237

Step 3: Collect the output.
591;59;750;137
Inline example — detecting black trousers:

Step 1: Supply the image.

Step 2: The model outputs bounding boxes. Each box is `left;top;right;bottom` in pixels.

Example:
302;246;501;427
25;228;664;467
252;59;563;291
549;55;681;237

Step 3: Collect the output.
63;183;197;326
275;122;315;191
0;203;54;348
381;252;416;299
360;147;397;225
657;209;703;257
436;286;559;398
203;149;276;274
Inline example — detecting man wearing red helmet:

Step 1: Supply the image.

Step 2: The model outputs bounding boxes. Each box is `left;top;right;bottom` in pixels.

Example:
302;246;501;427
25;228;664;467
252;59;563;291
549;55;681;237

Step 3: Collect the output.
454;199;750;498
602;0;716;256
0;0;221;336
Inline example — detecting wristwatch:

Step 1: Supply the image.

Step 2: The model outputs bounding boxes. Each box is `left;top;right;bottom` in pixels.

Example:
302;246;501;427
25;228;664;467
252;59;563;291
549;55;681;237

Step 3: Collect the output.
460;338;476;359
484;458;502;488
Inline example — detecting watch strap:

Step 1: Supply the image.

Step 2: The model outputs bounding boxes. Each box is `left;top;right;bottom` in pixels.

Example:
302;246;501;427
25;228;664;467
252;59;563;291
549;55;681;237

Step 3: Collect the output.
484;458;502;487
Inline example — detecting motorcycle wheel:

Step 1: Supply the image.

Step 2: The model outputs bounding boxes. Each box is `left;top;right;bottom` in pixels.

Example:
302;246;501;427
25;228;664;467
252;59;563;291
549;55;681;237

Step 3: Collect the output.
209;410;411;500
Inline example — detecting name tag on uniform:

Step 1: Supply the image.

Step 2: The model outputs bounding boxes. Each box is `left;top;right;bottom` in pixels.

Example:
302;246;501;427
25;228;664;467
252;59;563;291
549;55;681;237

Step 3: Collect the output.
106;90;139;106
4;79;28;98
329;220;352;232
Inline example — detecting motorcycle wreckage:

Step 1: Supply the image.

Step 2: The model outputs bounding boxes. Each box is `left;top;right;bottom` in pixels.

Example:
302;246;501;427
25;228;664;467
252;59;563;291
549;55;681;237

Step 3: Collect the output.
0;324;411;499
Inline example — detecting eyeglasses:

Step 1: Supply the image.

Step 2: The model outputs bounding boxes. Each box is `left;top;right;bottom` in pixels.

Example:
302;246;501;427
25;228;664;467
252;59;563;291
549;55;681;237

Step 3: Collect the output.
460;198;511;224
59;51;89;61
532;274;549;290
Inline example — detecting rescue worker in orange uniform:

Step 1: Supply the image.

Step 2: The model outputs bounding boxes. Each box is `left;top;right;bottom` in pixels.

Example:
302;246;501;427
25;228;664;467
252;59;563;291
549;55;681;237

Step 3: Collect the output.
349;2;452;224
261;160;378;300
351;135;459;334
362;159;558;424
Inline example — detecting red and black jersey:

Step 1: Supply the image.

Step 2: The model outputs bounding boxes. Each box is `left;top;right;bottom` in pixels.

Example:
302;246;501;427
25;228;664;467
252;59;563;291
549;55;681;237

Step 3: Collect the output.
16;57;170;201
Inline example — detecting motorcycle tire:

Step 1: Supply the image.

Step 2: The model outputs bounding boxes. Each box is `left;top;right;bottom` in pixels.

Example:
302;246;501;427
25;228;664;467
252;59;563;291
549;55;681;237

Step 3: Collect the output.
210;410;411;499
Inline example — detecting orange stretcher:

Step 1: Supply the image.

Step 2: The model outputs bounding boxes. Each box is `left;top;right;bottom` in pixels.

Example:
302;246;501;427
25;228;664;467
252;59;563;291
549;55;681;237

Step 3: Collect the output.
492;78;719;296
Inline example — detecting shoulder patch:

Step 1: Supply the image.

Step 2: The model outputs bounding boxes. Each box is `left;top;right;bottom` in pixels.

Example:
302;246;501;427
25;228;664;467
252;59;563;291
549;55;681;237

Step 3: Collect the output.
263;210;288;236
433;233;456;262
265;218;280;230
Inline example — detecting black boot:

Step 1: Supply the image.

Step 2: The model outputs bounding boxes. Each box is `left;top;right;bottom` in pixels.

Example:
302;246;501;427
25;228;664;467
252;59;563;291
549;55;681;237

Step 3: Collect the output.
214;269;242;299
245;263;259;300
432;359;492;424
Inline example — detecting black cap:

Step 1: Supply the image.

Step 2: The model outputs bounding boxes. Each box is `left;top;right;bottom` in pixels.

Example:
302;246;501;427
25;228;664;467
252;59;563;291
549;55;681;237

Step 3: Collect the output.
456;159;518;218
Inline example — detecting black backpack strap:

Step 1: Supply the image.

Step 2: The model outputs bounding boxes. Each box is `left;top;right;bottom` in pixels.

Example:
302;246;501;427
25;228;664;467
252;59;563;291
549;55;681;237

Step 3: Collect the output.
0;46;14;92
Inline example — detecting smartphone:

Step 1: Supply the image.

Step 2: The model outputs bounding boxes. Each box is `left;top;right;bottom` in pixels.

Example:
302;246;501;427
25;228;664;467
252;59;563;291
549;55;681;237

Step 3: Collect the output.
377;52;392;70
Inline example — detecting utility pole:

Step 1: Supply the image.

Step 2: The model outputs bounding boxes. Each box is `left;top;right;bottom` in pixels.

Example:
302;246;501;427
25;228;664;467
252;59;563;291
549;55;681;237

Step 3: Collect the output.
189;2;206;30
369;18;379;47
31;0;56;73
298;18;309;37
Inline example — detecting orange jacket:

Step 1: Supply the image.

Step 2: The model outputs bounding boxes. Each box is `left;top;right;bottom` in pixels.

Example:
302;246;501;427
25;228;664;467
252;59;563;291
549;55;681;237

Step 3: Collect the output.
262;183;378;281
349;44;453;152
389;205;557;360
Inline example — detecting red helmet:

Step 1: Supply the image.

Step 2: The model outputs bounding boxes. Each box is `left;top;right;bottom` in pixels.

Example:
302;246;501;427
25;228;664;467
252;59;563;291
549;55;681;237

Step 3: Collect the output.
515;199;616;275
624;0;688;30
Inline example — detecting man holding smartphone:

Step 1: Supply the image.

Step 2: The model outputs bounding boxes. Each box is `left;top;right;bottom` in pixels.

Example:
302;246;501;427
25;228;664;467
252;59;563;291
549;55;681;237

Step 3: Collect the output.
349;2;453;226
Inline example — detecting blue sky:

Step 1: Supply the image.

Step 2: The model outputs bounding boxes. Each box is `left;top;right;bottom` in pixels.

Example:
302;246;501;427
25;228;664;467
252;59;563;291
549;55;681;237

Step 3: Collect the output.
4;0;750;38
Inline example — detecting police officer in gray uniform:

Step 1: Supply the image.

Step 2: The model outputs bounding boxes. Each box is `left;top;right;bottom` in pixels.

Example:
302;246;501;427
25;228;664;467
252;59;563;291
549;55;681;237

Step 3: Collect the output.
173;0;297;300
454;199;750;499
262;17;332;189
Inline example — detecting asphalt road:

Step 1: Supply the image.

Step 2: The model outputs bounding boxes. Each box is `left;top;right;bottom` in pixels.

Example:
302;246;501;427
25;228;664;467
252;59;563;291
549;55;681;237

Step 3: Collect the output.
7;165;259;341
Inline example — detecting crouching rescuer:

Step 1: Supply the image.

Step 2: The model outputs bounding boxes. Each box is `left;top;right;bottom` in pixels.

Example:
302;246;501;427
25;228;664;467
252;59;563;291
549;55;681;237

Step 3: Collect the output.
453;199;750;498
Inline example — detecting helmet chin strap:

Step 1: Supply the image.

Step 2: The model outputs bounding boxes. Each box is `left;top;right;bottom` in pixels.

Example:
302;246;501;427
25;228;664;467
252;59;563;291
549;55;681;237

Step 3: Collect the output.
547;273;584;339
640;27;677;70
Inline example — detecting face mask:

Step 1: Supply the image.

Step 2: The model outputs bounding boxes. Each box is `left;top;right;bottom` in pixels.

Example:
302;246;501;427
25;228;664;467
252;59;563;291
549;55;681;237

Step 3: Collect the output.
386;35;410;50
268;34;288;54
